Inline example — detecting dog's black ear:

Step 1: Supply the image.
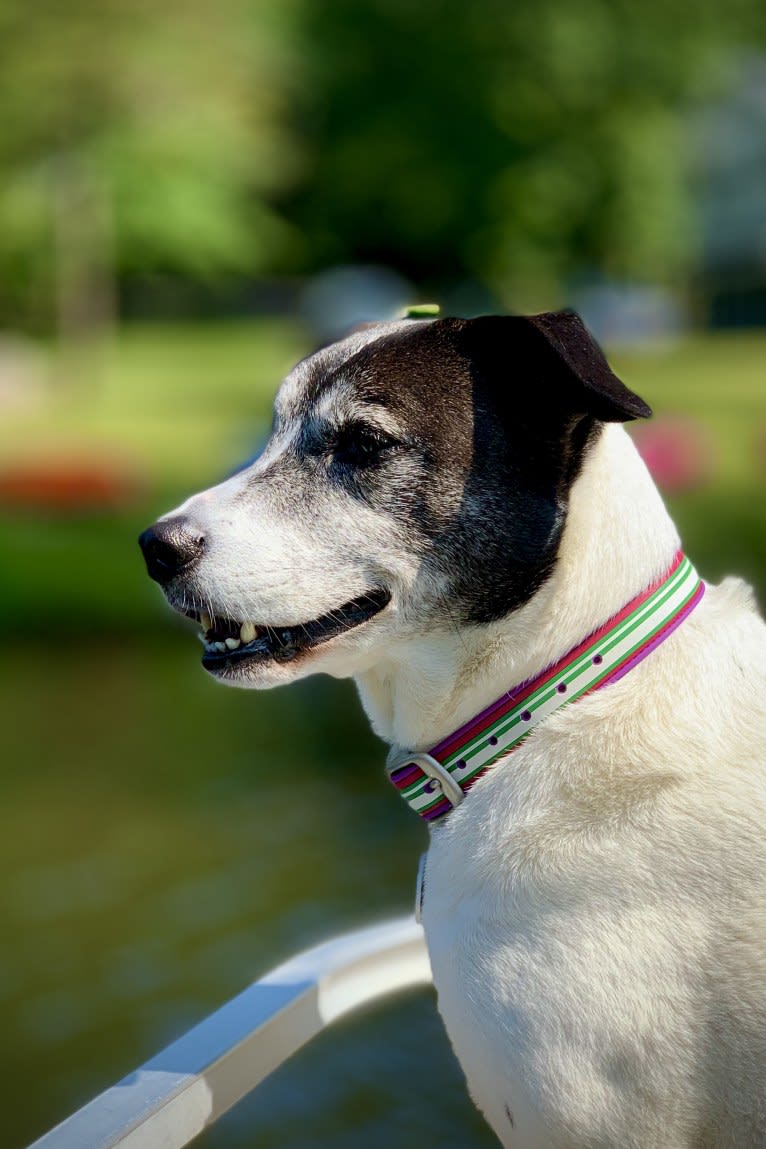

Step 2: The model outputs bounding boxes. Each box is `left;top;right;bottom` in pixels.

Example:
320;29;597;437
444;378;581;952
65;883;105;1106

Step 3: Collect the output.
457;310;651;423
525;310;651;421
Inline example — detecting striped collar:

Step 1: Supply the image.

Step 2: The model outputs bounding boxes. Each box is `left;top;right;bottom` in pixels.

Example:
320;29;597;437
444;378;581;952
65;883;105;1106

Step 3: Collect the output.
387;551;704;822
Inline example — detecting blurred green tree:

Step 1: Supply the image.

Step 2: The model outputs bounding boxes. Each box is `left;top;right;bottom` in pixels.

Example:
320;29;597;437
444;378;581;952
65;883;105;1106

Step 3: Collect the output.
0;0;764;332
288;0;766;309
0;0;301;337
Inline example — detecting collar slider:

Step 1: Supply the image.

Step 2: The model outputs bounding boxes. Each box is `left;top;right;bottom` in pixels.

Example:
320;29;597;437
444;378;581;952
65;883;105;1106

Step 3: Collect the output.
387;749;465;810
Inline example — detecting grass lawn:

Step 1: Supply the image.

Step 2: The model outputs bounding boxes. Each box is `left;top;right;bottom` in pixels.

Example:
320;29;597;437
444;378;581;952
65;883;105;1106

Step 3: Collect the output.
0;319;310;489
614;332;766;492
0;320;764;633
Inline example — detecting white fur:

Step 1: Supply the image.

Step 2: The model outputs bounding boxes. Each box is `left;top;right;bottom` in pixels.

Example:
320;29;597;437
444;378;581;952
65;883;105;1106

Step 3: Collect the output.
164;407;766;1145
413;430;766;1146
358;425;681;750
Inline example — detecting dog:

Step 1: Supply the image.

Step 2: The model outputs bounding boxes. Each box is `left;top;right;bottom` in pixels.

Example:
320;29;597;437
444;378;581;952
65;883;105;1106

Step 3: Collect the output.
140;311;766;1147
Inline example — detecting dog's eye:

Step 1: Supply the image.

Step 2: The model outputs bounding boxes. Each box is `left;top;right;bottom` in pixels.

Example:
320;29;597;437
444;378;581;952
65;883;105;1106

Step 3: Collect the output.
331;424;398;468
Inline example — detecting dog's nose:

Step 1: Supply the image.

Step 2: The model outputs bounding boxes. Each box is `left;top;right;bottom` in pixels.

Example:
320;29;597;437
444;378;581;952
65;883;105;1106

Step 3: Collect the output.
138;519;204;584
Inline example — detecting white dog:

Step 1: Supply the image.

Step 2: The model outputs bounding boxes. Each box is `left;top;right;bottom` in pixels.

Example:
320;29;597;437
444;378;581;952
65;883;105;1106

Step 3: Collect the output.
140;311;766;1147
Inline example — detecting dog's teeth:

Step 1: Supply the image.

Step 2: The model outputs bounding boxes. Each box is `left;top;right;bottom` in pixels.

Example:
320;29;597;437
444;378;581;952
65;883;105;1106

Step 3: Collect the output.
225;637;240;650
200;611;212;632
240;621;256;644
213;641;227;652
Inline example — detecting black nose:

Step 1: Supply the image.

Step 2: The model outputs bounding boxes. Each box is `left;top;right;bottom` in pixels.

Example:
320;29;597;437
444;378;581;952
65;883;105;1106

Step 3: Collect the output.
138;519;204;585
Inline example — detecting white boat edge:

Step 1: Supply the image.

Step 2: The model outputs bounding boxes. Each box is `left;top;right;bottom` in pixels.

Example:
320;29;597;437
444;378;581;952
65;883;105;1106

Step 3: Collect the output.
28;915;432;1149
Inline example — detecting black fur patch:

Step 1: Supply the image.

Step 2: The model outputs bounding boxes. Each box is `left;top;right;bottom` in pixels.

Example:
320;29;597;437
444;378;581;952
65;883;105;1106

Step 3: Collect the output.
272;311;650;627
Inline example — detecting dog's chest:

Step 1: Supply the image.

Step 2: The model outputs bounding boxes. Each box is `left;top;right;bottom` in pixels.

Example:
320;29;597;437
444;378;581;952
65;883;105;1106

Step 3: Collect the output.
415;754;712;1149
414;733;601;1143
419;833;555;1148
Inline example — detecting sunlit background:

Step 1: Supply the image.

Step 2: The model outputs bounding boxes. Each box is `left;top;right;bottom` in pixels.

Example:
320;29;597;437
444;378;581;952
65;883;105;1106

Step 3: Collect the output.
2;2;766;1147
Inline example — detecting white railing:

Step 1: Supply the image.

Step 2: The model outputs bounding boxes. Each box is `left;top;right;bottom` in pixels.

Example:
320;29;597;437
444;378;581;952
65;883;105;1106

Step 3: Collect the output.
29;916;431;1149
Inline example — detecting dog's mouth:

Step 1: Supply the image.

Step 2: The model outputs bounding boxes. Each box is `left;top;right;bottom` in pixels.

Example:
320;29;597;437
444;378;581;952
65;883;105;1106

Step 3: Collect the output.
179;587;392;672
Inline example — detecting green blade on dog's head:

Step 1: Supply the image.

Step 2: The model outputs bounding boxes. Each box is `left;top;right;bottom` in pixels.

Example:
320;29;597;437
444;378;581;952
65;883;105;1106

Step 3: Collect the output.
402;303;441;319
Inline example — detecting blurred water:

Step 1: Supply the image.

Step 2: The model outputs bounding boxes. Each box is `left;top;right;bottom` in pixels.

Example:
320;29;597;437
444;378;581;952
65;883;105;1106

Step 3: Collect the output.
1;637;495;1149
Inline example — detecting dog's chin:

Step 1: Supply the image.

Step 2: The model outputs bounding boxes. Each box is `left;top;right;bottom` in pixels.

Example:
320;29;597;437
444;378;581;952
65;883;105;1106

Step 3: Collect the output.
203;636;373;689
170;587;392;689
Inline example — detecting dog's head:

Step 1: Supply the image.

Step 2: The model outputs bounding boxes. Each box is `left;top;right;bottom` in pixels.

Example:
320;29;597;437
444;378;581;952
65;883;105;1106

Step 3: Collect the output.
139;311;650;688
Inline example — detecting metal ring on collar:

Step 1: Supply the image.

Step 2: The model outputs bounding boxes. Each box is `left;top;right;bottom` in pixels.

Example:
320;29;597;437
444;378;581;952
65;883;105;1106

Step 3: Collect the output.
386;748;465;809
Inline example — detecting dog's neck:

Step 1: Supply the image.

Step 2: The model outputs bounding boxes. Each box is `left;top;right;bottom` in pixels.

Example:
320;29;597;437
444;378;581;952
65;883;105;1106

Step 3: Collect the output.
355;425;681;751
